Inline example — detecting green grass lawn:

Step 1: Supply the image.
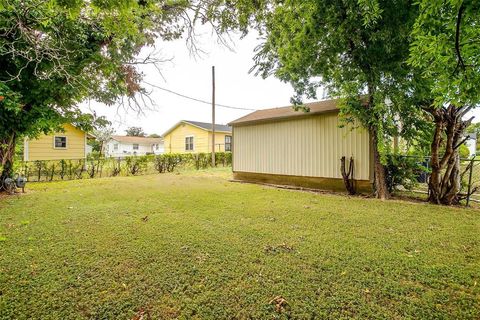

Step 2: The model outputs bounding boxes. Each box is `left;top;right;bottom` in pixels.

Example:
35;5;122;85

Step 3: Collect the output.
1;168;479;319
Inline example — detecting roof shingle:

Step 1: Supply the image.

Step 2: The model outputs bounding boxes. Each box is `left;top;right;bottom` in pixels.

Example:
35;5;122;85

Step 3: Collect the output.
162;120;232;136
184;120;232;132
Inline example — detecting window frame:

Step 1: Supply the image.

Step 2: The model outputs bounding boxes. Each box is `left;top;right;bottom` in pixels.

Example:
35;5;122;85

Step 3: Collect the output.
225;135;232;152
53;136;68;149
113;143;119;151
185;135;194;151
132;143;139;150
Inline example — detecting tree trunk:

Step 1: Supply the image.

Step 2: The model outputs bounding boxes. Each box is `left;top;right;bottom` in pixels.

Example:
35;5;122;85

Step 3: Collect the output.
0;133;17;181
340;156;356;195
371;128;390;200
427;104;472;205
364;83;390;200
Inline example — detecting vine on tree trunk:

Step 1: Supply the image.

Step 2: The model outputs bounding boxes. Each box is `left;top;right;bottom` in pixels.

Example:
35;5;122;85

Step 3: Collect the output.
426;104;473;205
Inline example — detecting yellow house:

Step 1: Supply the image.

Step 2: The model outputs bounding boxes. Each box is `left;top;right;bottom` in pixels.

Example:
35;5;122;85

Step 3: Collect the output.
163;120;232;153
23;124;91;161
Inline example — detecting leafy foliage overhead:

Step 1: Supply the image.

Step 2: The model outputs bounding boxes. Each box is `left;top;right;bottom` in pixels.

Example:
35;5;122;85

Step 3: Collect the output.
0;0;208;177
409;0;480;108
215;0;429;147
0;0;191;128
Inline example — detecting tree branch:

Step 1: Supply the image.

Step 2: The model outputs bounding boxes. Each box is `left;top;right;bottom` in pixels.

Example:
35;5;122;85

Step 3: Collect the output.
453;2;466;75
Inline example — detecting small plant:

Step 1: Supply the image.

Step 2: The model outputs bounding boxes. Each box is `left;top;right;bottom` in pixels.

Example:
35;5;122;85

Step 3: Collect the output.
34;160;43;182
125;156;148;175
385;155;427;193
154;154;183;173
59;160;67;180
110;158;122;177
192;153;210;170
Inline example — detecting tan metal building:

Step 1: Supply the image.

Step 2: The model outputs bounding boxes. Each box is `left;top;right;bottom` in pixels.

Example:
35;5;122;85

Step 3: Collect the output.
229;99;373;192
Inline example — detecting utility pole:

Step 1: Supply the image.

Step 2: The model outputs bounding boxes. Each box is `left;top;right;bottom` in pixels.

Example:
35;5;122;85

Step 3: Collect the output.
211;66;216;167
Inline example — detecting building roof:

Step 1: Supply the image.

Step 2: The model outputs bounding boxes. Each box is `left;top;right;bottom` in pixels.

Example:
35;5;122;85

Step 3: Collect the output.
186;120;232;132
162;120;232;136
110;135;163;144
229;99;340;126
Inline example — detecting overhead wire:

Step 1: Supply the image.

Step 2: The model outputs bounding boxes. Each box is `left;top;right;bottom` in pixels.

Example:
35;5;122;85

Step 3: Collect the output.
143;81;257;111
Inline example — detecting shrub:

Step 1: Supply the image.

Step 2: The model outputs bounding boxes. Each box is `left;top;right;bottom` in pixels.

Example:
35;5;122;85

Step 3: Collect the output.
459;144;470;159
110;158;122;177
214;152;232;167
15;152;232;182
192;153;210;170
124;156;149;175
385;155;428;192
154;153;185;173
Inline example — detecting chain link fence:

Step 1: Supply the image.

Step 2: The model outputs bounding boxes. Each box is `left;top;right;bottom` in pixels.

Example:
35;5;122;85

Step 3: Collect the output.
397;156;480;206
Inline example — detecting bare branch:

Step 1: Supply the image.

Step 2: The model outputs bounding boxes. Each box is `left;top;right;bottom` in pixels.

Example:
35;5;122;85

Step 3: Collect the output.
453;2;466;75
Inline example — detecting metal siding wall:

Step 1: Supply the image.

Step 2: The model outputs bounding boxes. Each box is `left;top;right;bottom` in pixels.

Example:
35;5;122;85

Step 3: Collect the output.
232;113;370;180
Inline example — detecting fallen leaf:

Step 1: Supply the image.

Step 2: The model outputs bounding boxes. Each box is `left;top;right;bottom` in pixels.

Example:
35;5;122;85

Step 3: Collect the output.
269;295;288;313
131;307;149;320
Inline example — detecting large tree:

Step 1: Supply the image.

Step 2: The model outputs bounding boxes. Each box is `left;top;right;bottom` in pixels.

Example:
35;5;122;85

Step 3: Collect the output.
409;0;480;204
0;0;207;180
216;0;420;199
125;126;146;137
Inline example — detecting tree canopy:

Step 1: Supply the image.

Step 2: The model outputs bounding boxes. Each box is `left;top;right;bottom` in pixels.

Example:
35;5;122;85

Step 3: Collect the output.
409;0;480;108
215;0;425;199
407;0;480;204
0;0;208;178
125;127;146;137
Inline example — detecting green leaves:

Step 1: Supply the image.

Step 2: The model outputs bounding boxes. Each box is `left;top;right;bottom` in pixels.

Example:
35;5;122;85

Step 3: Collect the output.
0;0;199;177
409;0;480;108
0;0;192;133
357;0;383;27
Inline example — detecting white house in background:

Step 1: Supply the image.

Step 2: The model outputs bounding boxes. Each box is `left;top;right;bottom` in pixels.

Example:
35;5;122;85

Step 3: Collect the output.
466;133;477;157
105;136;164;158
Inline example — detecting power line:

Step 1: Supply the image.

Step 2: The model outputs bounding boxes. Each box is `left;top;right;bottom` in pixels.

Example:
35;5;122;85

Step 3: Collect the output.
144;81;257;111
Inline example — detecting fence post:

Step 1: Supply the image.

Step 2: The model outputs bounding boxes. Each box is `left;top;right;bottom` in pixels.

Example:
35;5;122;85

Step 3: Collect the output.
466;158;474;207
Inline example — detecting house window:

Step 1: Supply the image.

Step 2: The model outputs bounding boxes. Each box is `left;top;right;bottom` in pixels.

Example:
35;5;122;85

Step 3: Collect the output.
54;136;67;149
185;136;194;151
225;135;232;152
155;144;160;150
114;143;119;151
133;144;139;150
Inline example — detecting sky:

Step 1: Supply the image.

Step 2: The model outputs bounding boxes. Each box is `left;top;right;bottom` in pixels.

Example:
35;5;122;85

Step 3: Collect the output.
80;26;479;136
80;28;312;136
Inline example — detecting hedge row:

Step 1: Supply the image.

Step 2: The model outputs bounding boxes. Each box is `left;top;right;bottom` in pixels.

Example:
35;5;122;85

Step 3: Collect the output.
18;152;232;182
